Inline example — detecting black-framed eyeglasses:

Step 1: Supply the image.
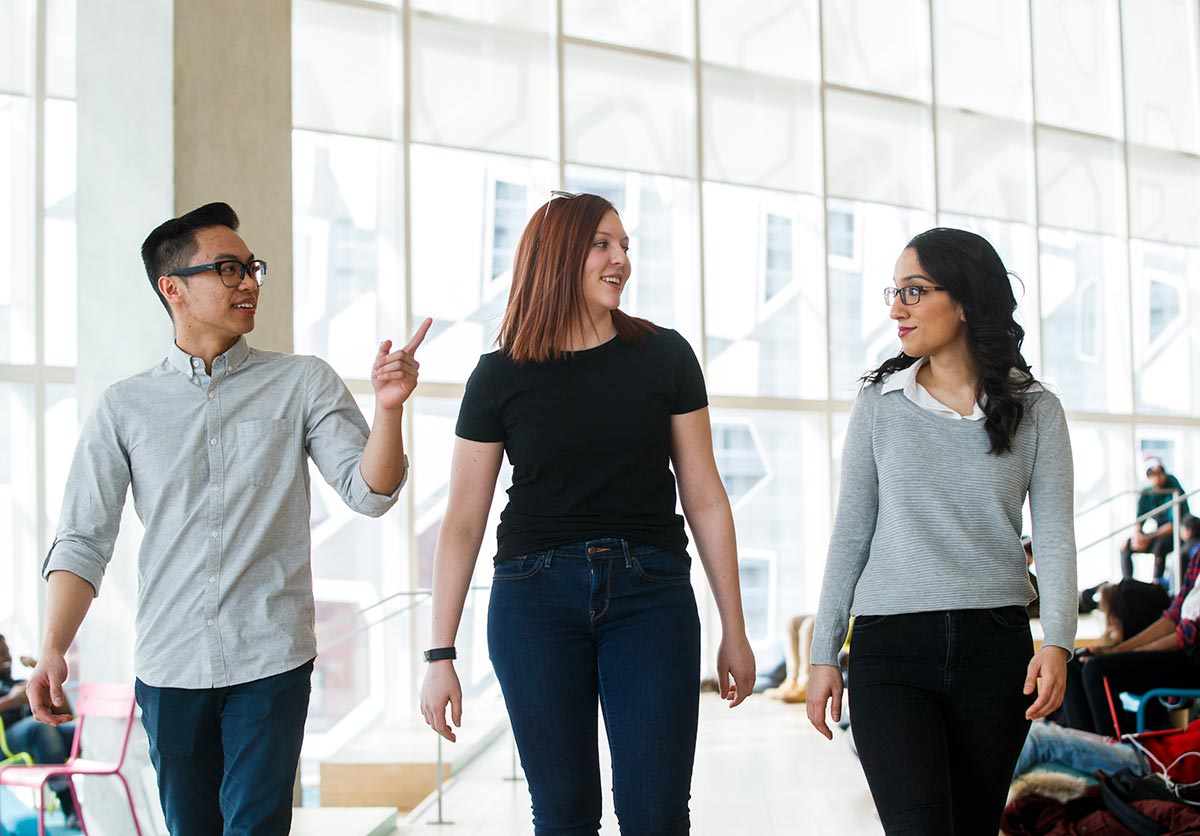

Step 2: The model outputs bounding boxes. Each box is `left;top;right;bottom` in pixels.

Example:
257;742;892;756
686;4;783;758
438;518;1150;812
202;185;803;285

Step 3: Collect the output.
884;285;945;306
168;259;268;288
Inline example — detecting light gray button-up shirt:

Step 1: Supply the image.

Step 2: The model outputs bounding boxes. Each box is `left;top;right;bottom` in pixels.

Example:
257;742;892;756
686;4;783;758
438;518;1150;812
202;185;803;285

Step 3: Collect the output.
44;337;404;688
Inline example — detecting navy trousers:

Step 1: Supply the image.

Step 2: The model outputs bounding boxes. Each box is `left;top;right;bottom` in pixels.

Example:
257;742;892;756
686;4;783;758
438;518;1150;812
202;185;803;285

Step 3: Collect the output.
135;659;313;836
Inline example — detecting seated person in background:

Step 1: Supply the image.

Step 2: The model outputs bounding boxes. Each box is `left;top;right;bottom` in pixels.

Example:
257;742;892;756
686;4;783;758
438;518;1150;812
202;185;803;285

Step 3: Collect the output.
1051;580;1168;730
1121;457;1189;586
1059;539;1200;735
1095;579;1171;645
1013;718;1200;786
1181;514;1200;567
763;614;815;703
0;633;77;825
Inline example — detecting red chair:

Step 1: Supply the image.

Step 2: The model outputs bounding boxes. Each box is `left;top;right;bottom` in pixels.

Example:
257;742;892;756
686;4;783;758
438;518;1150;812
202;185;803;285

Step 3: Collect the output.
0;682;142;836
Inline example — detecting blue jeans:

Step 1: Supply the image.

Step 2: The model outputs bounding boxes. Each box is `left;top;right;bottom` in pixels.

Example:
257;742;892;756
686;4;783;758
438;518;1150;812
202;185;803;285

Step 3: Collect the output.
1013;721;1145;779
849;607;1036;836
4;717;76;807
135;659;313;836
488;539;701;836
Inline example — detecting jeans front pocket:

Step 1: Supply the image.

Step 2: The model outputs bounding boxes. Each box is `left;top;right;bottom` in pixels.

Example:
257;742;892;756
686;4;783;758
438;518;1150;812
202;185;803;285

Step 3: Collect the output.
852;614;890;630
631;549;691;583
988;605;1030;631
492;552;549;581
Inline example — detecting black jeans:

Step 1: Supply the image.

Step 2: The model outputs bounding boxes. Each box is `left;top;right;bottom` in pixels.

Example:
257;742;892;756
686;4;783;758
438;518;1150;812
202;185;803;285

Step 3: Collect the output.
1120;534;1174;580
849;607;1035;836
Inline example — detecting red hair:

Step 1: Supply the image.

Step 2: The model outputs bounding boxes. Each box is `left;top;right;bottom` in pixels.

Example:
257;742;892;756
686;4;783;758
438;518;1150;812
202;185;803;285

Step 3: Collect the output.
498;193;654;364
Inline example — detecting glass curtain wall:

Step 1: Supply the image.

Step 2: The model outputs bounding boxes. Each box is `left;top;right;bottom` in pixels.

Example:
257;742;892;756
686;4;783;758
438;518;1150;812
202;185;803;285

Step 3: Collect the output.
291;0;1200;709
1;0;78;659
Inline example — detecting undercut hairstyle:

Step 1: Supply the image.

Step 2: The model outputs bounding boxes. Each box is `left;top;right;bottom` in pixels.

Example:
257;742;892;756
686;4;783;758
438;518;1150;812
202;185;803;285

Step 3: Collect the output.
498;193;654;364
863;227;1038;455
140;202;240;318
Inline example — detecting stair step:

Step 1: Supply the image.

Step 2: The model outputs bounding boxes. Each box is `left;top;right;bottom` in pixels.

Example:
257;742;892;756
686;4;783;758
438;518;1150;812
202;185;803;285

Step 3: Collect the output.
320;700;509;812
291;807;395;836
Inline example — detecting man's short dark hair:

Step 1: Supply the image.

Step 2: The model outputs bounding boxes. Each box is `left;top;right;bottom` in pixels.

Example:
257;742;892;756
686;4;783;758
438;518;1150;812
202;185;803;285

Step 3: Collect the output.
141;202;240;318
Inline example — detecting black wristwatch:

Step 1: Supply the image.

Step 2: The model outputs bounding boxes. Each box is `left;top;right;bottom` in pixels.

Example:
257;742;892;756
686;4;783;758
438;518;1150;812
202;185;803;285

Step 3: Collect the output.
423;646;457;662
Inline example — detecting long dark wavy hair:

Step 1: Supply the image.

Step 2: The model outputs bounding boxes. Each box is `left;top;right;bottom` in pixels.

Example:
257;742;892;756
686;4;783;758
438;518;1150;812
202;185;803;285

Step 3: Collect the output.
862;227;1038;455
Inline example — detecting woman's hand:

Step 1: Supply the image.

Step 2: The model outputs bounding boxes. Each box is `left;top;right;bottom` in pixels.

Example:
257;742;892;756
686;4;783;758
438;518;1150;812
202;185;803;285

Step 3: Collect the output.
420;661;463;742
716;632;756;708
806;664;844;740
1024;646;1069;720
1082;643;1115;660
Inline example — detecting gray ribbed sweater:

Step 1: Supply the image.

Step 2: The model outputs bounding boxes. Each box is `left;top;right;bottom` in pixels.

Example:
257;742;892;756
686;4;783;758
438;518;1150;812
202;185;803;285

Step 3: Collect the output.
811;383;1078;666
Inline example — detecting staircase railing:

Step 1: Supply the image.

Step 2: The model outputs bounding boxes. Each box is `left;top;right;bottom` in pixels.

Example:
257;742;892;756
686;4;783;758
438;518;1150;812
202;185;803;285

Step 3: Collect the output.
1075;487;1198;594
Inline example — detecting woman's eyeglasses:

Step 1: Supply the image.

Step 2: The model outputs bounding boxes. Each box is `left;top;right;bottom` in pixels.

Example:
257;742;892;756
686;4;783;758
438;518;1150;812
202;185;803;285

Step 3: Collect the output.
883;285;945;306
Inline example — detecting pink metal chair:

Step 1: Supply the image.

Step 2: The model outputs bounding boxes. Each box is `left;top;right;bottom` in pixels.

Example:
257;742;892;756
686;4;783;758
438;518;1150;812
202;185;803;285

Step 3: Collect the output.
0;682;142;836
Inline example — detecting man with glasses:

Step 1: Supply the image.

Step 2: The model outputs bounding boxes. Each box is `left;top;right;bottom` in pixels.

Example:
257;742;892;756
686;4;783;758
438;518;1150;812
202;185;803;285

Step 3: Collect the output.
26;202;430;835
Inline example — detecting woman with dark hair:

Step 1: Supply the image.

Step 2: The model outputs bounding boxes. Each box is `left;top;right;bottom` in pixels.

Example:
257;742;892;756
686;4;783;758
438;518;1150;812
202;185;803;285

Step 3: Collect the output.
807;228;1078;835
419;192;754;834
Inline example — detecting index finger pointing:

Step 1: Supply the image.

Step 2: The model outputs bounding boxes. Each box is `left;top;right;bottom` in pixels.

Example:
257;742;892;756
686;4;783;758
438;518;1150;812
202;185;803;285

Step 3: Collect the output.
403;318;433;353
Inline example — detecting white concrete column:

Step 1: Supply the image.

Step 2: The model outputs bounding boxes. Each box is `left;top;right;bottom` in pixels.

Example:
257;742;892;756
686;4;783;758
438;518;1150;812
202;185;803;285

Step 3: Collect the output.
174;0;293;353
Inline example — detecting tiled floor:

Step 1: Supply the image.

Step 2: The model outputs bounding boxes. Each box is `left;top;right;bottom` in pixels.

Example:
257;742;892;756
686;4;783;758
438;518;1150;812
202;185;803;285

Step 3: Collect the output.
396;694;883;835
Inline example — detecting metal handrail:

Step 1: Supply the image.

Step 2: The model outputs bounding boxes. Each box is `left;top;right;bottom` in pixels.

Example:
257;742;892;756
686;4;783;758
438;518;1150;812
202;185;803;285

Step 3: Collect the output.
320;588;434;633
317;584;492;653
1074;488;1143;520
1076;487;1198;555
1076;488;1197;594
318;591;430;653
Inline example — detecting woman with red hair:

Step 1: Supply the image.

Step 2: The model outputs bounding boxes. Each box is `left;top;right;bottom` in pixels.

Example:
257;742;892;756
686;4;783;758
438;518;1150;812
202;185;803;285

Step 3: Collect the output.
420;192;754;834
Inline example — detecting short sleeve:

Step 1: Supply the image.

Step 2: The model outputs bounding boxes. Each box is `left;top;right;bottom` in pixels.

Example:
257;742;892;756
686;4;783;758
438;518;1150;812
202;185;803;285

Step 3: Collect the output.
670;331;708;415
456;354;505;442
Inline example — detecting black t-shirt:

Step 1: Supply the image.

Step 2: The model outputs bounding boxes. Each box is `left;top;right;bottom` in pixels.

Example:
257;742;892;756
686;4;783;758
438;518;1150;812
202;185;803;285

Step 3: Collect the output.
456;327;708;563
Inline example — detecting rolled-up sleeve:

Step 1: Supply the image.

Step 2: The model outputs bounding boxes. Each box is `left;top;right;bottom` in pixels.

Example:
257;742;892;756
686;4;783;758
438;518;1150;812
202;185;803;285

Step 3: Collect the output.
43;391;131;595
303;356;404;517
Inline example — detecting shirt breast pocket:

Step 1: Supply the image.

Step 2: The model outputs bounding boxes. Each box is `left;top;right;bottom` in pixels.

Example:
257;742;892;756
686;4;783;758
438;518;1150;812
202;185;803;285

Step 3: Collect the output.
237;418;297;487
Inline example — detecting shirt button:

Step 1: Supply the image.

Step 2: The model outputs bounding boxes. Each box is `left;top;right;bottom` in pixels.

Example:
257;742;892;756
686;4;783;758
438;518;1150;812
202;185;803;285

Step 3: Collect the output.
211;531;219;540
209;437;217;446
207;392;215;400
208;576;216;584
211;484;221;493
207;619;215;626
192;358;201;367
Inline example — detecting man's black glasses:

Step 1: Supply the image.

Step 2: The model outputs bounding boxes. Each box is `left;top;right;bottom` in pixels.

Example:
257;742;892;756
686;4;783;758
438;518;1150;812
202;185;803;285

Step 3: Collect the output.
168;259;268;288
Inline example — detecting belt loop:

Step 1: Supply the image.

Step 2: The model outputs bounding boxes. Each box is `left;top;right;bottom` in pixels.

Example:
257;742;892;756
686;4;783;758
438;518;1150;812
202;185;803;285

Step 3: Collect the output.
620;539;631;569
545;548;554;567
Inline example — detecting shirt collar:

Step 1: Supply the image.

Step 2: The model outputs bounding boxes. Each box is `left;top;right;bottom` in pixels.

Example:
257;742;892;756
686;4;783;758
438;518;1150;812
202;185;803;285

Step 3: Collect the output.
167;337;252;379
880;358;921;395
881;357;987;421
